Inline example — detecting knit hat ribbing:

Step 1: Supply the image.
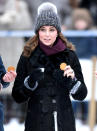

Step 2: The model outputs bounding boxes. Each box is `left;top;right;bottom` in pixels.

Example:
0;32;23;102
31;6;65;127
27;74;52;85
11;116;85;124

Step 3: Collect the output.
35;2;61;33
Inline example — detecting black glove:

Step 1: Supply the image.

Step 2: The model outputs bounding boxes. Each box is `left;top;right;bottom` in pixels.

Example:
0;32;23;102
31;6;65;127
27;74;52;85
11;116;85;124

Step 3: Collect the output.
53;69;73;90
28;68;44;88
53;69;66;83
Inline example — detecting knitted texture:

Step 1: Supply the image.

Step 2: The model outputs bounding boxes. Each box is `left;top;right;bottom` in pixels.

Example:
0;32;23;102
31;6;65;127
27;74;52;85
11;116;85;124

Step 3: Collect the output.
35;2;61;33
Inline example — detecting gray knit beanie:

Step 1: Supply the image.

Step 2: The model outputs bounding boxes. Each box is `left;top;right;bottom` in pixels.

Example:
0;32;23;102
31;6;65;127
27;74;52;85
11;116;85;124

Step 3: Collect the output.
35;2;61;33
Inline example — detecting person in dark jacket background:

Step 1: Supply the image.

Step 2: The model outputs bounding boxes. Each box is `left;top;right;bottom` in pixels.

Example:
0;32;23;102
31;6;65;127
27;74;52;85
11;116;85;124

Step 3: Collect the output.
0;56;16;131
67;8;97;123
12;2;87;131
67;8;97;59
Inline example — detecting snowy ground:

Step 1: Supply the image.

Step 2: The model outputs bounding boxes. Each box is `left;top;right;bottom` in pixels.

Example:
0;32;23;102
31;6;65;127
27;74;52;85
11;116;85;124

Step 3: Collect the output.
76;119;97;131
4;119;24;131
4;118;97;131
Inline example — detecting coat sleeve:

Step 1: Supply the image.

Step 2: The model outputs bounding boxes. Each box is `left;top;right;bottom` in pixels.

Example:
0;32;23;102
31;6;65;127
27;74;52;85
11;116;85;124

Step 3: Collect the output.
0;56;10;88
69;51;87;101
12;55;34;103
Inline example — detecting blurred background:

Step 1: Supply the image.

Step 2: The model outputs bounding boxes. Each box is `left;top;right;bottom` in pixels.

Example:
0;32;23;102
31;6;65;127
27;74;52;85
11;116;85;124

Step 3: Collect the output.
0;0;97;131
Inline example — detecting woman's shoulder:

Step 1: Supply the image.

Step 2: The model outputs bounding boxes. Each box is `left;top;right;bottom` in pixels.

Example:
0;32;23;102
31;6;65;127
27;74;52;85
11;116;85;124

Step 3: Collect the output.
18;53;30;65
64;48;79;63
64;48;77;56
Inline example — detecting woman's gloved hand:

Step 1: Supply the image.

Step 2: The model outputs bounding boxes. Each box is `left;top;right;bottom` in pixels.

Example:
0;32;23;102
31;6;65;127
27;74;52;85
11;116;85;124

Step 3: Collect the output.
53;69;74;91
53;69;70;84
28;68;44;88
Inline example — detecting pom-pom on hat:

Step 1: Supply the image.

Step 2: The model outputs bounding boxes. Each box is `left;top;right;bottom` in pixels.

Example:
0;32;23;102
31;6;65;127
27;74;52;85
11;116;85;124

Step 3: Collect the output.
35;2;61;33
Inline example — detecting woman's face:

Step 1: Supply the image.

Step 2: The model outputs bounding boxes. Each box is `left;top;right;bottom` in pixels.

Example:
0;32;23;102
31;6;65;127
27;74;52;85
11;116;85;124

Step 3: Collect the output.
74;19;88;30
39;26;58;46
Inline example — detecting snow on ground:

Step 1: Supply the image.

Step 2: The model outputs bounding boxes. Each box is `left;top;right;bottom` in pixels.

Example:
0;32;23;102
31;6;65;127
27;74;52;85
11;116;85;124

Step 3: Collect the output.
4;118;97;131
4;119;24;131
76;119;97;131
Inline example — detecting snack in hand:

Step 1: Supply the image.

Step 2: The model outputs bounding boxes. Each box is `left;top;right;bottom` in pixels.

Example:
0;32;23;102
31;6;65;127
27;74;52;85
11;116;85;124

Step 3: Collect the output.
60;63;67;70
7;66;15;72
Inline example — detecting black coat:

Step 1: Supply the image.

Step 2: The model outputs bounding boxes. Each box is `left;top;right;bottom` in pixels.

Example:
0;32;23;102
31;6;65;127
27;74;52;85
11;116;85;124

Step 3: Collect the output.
12;46;87;131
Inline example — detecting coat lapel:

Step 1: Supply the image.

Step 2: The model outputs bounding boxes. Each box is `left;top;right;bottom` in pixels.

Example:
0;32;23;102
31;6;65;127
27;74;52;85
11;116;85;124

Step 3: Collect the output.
29;46;45;67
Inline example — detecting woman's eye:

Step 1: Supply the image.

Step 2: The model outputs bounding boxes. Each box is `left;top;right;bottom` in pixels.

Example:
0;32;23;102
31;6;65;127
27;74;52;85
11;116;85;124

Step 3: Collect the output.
50;29;55;31
40;28;45;31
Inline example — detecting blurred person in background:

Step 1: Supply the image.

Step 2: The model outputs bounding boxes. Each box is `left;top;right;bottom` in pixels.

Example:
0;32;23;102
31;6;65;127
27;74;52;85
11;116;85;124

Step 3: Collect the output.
79;0;97;26
12;2;87;131
0;56;17;131
0;0;32;125
68;8;97;59
67;8;97;124
0;0;32;30
61;0;80;30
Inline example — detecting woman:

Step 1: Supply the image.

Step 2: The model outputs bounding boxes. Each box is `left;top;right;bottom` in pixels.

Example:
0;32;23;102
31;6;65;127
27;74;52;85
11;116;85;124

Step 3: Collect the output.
0;56;16;131
12;2;87;131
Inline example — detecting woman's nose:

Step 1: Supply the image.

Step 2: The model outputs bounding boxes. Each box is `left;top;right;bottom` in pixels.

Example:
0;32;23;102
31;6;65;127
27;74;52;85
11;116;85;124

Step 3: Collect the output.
45;31;50;36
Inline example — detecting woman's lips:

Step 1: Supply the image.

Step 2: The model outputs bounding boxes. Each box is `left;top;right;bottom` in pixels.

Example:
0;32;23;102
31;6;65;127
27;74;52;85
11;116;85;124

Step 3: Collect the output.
44;39;50;42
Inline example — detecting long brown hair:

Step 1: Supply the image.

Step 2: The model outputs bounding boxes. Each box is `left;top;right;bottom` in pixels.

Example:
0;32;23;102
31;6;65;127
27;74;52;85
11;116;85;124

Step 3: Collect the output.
23;32;75;57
